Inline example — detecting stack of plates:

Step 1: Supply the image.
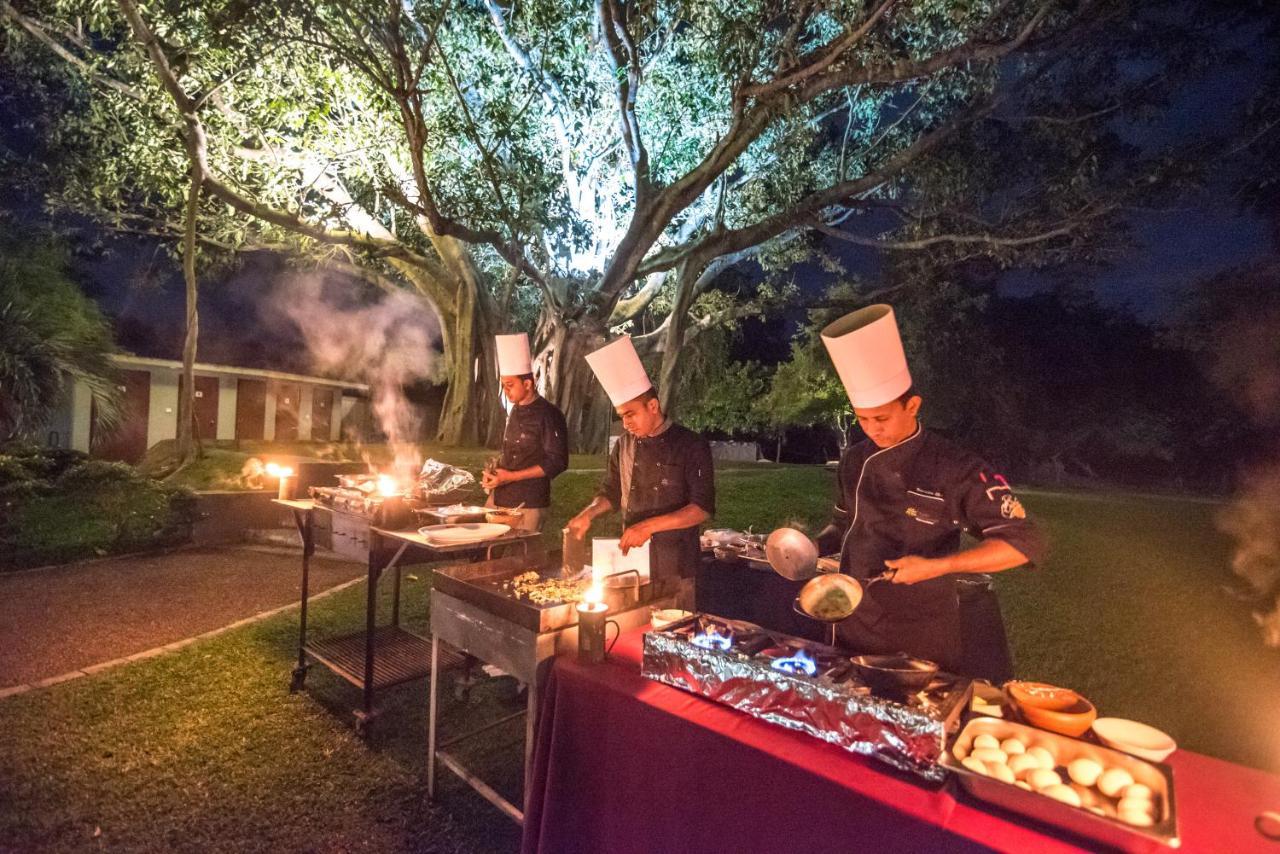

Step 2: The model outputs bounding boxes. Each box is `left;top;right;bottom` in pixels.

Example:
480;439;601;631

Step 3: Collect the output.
416;522;510;546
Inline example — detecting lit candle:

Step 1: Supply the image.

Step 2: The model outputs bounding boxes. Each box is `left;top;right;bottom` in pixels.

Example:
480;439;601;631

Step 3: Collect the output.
265;462;297;500
576;582;609;663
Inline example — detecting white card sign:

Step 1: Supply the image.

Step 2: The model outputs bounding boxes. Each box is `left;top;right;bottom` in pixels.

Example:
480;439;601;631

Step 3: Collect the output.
591;537;650;581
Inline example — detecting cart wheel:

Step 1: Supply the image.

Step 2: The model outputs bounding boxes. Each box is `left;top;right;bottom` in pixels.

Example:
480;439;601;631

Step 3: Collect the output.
289;666;308;692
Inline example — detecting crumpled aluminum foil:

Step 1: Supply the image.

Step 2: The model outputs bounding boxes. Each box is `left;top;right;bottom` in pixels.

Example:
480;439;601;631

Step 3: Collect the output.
416;458;477;499
641;628;965;781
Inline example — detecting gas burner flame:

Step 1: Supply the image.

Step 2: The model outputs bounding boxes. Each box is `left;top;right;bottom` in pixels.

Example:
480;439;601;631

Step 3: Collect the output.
771;649;818;677
691;626;733;651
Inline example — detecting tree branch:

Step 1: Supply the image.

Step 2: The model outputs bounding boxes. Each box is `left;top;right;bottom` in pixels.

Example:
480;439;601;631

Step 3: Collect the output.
597;0;650;201
1;1;146;102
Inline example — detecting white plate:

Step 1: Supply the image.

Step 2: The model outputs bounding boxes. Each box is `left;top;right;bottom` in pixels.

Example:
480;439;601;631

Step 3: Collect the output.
1092;717;1177;762
416;522;511;545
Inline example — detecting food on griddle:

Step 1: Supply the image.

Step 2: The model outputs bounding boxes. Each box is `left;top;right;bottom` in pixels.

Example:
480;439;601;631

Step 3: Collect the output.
503;571;589;605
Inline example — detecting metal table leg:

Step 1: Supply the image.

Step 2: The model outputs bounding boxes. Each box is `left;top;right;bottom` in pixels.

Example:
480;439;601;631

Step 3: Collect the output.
355;535;411;738
289;507;314;692
428;634;440;800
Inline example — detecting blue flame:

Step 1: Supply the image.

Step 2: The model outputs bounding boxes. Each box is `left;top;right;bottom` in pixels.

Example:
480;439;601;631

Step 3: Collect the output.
771;649;818;676
691;626;733;651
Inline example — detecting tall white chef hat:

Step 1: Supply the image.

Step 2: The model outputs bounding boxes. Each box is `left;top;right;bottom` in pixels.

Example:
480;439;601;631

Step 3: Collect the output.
495;333;533;376
820;304;913;408
585;336;653;406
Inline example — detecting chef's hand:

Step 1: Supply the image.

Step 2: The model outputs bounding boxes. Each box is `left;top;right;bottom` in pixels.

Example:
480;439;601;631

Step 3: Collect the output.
481;468;509;490
564;513;592;541
884;555;948;585
618;521;654;554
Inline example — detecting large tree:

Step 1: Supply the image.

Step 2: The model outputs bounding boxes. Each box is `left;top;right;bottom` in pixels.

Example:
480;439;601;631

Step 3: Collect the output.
3;0;1219;449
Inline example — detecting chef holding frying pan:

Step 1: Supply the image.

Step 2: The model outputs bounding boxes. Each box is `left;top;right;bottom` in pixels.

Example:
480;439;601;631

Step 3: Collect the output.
779;305;1046;680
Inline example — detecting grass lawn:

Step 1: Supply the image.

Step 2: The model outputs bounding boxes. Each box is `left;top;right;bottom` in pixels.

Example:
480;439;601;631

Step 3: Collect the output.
1;467;1277;851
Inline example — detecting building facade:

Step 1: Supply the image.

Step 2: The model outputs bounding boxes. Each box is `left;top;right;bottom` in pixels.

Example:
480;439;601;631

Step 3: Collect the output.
48;355;369;462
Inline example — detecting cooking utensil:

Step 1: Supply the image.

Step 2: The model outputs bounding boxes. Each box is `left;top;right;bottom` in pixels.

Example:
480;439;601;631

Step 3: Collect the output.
562;526;588;574
765;527;820;580
849;654;939;697
792;569;896;645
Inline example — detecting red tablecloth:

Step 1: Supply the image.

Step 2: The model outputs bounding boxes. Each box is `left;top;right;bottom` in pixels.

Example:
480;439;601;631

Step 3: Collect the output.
521;628;1280;854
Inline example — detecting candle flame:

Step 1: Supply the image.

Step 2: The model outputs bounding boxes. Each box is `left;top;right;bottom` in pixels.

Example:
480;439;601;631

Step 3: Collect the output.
583;582;603;607
377;474;400;497
264;462;294;478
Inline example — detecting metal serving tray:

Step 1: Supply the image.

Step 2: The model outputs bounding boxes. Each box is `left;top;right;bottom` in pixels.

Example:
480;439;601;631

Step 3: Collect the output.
944;716;1179;850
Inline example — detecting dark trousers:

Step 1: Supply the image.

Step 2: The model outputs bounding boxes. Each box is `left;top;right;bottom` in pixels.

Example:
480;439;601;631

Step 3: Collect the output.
957;579;1014;683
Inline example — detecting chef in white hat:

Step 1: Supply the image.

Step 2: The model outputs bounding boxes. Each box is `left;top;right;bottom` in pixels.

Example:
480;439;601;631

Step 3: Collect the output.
812;305;1045;679
480;333;568;531
566;336;715;601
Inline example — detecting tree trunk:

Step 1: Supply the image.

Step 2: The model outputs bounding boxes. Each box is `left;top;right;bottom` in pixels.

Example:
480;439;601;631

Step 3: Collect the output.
536;314;611;453
656;262;699;416
775;430;785;463
433;277;507;448
175;162;201;465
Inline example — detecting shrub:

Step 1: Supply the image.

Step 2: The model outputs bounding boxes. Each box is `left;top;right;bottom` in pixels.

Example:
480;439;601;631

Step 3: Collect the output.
0;446;194;570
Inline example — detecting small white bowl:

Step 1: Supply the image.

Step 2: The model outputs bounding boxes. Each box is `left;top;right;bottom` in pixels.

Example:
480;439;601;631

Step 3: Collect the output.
1092;717;1177;762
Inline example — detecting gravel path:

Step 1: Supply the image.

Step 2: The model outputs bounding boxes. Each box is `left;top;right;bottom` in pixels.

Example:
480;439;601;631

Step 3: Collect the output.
0;546;362;689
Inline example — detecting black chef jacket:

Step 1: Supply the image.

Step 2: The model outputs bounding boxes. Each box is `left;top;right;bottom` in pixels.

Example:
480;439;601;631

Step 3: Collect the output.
815;426;1046;672
494;396;569;510
597;422;715;583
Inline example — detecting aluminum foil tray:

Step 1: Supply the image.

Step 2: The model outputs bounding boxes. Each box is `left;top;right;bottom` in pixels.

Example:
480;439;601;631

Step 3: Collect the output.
641;615;971;780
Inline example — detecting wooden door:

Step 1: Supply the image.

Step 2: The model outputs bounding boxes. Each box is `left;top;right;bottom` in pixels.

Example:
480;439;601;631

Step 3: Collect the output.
273;381;301;442
178;375;220;443
235;379;266;440
93;370;151;462
311;387;333;442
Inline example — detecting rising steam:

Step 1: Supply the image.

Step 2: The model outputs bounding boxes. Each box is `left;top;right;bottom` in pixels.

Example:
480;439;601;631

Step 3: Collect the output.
270;273;442;482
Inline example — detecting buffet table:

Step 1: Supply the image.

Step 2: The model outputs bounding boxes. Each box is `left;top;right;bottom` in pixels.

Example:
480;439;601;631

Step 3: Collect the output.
521;627;1280;854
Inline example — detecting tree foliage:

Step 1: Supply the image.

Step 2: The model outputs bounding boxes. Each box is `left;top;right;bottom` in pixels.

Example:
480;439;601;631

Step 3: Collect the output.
0;233;121;439
3;0;1166;449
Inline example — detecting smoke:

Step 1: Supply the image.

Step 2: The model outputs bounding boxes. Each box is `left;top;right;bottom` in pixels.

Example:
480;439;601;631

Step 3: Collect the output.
270;273;442;482
1209;295;1280;647
1218;465;1280;647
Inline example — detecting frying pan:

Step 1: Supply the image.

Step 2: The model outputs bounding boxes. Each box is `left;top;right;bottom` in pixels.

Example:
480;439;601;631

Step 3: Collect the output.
790;568;897;645
848;654;939;697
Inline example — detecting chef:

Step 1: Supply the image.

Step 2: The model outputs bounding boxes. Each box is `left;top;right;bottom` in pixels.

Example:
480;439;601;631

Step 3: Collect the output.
813;305;1046;679
480;333;569;532
565;336;715;604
